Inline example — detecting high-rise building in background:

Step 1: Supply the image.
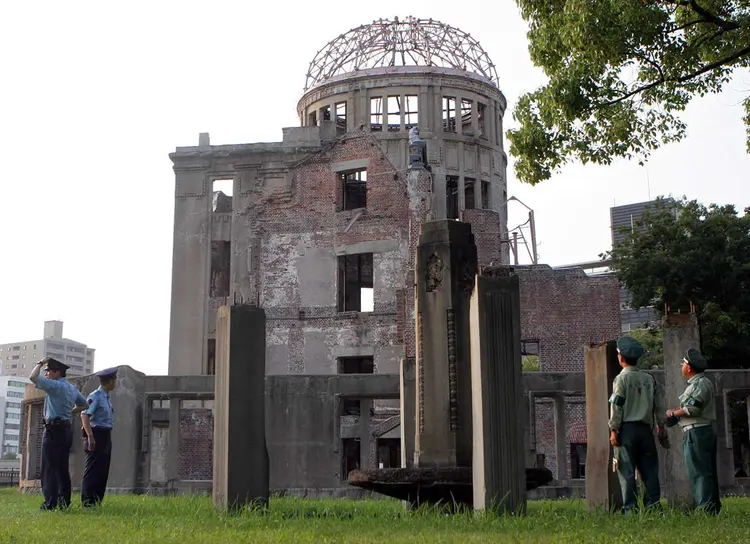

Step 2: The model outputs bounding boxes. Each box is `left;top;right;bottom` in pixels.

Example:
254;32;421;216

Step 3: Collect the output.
0;375;29;458
610;200;664;331
0;320;95;378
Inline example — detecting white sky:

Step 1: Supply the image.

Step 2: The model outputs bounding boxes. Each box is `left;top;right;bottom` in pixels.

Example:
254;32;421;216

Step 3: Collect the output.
1;1;748;376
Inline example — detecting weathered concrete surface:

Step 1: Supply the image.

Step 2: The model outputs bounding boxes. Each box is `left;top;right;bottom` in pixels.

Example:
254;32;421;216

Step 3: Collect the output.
662;314;699;510
469;272;526;513
584;341;623;512
400;357;416;469
415;220;477;468
213;305;269;511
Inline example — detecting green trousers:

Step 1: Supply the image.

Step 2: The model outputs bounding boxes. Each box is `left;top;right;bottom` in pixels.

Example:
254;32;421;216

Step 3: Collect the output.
615;422;662;513
683;425;721;515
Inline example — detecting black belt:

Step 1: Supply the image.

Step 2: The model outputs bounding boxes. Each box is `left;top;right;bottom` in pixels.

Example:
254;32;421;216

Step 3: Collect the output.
622;421;651;427
44;419;71;426
91;426;112;431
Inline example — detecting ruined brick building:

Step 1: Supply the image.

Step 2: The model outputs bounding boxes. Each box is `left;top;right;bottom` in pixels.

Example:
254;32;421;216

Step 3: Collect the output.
166;17;620;486
168;17;510;379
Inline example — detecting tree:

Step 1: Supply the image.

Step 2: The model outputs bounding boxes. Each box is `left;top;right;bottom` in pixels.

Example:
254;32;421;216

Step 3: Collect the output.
509;0;750;185
605;197;750;368
628;327;664;369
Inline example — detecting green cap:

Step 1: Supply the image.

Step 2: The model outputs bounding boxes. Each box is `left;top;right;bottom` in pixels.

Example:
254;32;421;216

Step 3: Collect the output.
617;336;644;361
684;348;707;371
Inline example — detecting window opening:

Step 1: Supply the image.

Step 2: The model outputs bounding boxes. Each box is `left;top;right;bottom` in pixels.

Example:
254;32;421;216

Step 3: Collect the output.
404;95;418;129
370;97;383;131
387;96;401;131
337;253;374;312
446;176;459;220
335;102;347;130
340;169;367;210
461;99;473;133
481;180;490;209
464;178;476;210
442;97;456;132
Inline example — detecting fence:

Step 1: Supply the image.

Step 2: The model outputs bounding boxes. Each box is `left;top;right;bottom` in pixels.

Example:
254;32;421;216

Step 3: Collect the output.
0;469;19;488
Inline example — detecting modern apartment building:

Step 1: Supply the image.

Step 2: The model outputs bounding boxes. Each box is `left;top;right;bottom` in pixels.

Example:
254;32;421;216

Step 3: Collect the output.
0;321;95;378
0;376;29;458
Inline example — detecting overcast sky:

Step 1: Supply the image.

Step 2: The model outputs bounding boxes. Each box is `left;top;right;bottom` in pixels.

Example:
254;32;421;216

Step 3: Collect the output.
1;1;748;376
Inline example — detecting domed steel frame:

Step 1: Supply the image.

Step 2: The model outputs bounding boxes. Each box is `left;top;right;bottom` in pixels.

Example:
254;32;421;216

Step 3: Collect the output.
304;16;499;91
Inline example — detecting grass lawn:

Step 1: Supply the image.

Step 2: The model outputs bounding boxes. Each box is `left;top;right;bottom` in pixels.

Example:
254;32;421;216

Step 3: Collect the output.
1;489;748;543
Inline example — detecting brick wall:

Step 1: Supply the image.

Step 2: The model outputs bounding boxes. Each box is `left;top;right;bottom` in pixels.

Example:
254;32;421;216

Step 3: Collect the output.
250;132;433;373
462;208;503;266
518;266;619;482
516;266;621;372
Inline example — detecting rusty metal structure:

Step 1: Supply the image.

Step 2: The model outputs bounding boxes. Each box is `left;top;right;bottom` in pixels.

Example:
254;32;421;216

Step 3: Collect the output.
304;16;500;90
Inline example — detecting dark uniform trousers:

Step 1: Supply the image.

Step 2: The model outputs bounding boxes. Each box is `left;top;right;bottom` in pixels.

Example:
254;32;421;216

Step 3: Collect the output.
616;422;661;512
40;420;73;510
684;425;721;514
81;427;113;507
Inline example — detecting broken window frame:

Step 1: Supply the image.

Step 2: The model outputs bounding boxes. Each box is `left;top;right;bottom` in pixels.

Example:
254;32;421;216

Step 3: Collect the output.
404;95;418;129
321;105;331;122
570;443;587;479
446;176;459;220
442;97;456;132
370;97;383;132
211;178;233;212
376;438;401;469
387;95;401;132
335;102;347;130
460;99;473;134
481;180;491;209
477;102;487;139
308;110;318;127
464;177;476;210
337;253;374;313
521;340;541;371
340;168;367;211
338;356;375;415
209;241;231;298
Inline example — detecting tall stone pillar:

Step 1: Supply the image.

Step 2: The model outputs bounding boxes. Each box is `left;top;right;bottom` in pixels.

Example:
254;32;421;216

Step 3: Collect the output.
400;357;416;469
213;304;269;511
414;220;477;468
662;314;699;510
470;271;526;514
584;341;623;512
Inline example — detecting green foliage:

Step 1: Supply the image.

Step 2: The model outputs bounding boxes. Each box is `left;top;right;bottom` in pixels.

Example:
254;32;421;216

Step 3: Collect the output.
1;453;18;460
509;0;750;185
522;354;541;371
606;197;750;368
627;327;664;369
2;491;750;543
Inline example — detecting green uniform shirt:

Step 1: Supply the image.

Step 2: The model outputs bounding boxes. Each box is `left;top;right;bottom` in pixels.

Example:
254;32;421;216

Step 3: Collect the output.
608;367;666;431
678;373;716;428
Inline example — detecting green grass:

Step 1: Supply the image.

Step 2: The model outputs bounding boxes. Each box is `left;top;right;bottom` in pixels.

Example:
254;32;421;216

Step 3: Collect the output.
1;489;749;543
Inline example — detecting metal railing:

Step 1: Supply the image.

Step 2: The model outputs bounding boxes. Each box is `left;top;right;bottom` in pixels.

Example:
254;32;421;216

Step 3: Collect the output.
0;469;20;488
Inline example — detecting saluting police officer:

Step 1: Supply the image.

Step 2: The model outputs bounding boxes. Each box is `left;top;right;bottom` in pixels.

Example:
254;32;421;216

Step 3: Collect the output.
29;357;89;511
80;367;118;507
609;336;668;513
666;348;721;515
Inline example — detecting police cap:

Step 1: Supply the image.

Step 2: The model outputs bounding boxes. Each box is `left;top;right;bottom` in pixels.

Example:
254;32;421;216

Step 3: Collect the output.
42;357;69;372
616;336;644;361
683;348;707;371
96;366;119;380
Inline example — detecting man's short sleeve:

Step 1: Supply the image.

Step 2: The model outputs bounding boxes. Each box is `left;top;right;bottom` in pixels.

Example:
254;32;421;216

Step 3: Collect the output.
609;376;627;407
35;375;61;393
83;393;99;415
683;381;708;416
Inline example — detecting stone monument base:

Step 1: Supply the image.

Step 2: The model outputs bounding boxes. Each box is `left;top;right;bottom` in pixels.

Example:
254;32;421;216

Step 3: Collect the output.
348;467;552;508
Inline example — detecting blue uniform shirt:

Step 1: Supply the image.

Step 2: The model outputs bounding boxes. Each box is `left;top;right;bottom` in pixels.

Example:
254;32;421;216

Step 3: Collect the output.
35;375;87;421
83;387;114;429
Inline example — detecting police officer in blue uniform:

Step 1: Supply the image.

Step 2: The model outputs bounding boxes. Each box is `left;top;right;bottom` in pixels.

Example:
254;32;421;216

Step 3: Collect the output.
29;356;89;510
80;366;118;507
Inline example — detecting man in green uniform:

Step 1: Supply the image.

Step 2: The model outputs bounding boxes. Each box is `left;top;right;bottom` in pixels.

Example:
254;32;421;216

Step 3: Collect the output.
666;348;721;515
609;336;668;513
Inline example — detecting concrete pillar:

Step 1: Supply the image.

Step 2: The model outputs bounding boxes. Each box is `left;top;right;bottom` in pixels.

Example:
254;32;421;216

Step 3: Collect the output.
662;314;699;510
360;399;373;470
470;272;526;514
400;357;416;468
213;304;269;511
553;395;568;481
584;341;623;512
414;220;477;468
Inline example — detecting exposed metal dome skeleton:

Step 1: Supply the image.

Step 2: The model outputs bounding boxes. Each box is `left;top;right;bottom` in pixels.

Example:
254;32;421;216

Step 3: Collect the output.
304;16;499;91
